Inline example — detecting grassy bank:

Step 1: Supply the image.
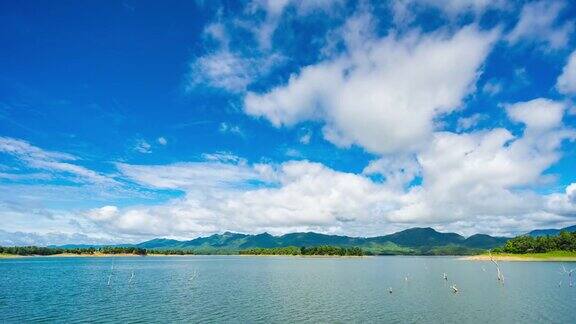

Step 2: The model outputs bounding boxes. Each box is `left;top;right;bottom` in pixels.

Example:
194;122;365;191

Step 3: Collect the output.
465;251;576;262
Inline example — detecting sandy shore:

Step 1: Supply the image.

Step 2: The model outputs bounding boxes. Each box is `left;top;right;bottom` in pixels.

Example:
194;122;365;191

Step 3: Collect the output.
463;254;576;262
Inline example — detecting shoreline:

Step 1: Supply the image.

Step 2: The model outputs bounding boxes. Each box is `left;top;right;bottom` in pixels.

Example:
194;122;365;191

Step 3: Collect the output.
0;253;148;259
463;253;576;262
5;252;575;261
0;253;369;259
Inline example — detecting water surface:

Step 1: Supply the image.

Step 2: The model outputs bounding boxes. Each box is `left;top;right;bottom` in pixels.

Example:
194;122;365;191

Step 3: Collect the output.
0;256;574;323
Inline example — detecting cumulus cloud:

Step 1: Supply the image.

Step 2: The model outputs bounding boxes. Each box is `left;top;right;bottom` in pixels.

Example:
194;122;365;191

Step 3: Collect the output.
85;97;574;239
389;99;575;227
363;155;421;190
557;49;576;95
506;98;565;131
244;23;498;154
88;160;399;237
545;183;576;216
506;0;574;50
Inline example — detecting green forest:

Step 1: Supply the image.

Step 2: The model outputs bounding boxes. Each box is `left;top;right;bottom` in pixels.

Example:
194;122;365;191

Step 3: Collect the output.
0;246;146;256
494;231;576;254
3;231;575;257
240;245;364;256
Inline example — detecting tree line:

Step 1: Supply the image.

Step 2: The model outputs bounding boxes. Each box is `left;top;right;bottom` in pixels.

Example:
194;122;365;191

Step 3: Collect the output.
0;246;147;256
240;245;364;256
494;231;576;254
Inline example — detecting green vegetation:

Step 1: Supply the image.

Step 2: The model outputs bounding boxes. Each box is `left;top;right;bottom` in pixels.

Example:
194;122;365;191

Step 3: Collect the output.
0;246;146;256
97;246;147;255
301;246;363;256
491;251;576;259
240;246;301;255
494;231;576;254
424;245;484;256
240;245;363;256
135;228;509;255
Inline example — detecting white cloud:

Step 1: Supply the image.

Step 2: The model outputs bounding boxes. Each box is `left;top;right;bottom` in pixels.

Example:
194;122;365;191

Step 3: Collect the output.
0;229;117;246
506;98;565;131
88;98;574;239
186;0;345;93
201;151;243;163
185;4;287;93
134;139;152;154
363;155;421;190
115;159;262;190
219;122;244;136
0;137;114;184
456;113;487;132
245;24;498;154
88;160;399;237
389;98;574;226
482;79;503;96
298;128;312;144
87;205;118;222
188;51;255;93
247;0;344;49
545;182;576;216
506;0;574;50
285;148;302;158
392;0;508;25
187;47;283;93
157;137;168;145
557;49;576;95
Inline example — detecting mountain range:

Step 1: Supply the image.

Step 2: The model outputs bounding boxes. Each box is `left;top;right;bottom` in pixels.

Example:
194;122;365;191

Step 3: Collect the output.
527;225;576;237
135;227;510;255
48;224;576;255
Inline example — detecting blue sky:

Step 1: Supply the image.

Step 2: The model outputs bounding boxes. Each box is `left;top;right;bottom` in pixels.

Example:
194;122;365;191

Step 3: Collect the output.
1;0;576;245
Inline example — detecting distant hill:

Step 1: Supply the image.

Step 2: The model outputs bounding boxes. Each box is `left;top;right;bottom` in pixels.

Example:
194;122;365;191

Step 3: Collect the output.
462;234;509;249
527;225;576;237
135;227;510;255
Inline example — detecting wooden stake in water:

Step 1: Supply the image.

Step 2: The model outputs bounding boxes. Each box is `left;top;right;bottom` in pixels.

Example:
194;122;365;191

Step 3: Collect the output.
561;265;575;287
107;257;115;287
489;250;504;285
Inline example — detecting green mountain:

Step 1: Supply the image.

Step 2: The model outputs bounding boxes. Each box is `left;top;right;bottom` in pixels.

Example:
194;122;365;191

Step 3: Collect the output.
527;225;576;237
374;227;465;247
137;227;510;255
462;234;509;249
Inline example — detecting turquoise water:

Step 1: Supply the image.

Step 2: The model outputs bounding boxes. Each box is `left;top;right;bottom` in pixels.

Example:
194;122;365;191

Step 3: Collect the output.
0;256;574;323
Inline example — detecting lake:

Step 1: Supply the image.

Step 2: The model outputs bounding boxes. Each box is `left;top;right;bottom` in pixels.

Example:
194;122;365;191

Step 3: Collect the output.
0;256;574;323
